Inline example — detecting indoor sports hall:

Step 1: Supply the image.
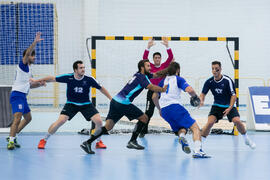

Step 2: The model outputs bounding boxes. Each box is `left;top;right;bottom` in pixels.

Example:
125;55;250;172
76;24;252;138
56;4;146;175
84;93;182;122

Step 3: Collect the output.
0;0;270;180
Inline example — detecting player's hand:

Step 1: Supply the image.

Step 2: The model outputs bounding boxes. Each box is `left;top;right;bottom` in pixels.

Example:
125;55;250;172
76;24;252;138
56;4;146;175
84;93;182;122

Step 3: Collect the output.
40;80;47;87
223;106;232;116
161;37;169;48
199;98;204;108
34;32;44;43
147;38;155;49
162;84;168;92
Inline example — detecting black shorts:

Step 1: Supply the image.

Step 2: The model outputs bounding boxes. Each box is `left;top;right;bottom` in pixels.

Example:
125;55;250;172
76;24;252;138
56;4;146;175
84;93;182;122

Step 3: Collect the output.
60;103;99;121
106;99;144;123
208;105;240;122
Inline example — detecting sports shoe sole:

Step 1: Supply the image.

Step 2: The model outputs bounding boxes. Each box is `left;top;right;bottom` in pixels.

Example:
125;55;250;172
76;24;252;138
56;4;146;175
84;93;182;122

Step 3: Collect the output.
192;154;211;158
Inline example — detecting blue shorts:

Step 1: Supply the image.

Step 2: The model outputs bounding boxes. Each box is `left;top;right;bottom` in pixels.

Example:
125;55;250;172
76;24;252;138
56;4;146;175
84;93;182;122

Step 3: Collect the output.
161;104;195;132
10;91;30;114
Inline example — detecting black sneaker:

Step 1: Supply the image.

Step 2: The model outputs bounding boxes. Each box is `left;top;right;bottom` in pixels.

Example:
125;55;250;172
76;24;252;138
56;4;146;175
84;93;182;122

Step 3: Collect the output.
80;141;95;154
127;140;145;150
6;137;21;148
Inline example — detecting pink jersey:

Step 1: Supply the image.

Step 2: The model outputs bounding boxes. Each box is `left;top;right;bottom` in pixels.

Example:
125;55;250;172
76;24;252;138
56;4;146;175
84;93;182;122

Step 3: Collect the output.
143;48;173;85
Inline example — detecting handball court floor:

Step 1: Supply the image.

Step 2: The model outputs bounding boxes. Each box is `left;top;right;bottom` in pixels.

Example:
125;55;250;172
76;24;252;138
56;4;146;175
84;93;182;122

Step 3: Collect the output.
0;131;270;180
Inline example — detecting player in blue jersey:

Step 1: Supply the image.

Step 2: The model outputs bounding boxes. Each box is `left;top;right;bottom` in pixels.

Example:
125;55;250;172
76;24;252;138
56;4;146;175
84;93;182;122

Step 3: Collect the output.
152;62;209;158
35;61;112;150
7;32;46;150
199;61;256;149
80;59;168;154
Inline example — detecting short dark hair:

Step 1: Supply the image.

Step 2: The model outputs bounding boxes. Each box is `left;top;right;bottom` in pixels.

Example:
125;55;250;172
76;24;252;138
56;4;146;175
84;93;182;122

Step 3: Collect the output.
168;62;180;76
212;61;221;67
153;52;161;58
23;49;35;57
73;60;83;71
138;59;150;72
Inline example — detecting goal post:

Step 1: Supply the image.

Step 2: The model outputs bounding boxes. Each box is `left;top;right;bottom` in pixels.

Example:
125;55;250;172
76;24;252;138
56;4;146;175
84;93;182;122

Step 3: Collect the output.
90;36;239;135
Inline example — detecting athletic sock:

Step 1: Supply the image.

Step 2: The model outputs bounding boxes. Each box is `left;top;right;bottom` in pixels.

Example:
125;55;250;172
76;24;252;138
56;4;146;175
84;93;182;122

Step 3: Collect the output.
130;121;146;142
87;126;107;144
242;133;249;141
9;136;15;143
194;140;202;152
44;133;52;141
179;133;185;138
201;136;206;143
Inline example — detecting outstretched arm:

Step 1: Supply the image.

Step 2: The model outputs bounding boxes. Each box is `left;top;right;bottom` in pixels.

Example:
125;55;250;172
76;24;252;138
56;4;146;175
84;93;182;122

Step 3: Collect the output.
38;76;56;82
29;78;46;89
153;67;169;78
23;32;44;64
146;84;167;93
99;86;112;101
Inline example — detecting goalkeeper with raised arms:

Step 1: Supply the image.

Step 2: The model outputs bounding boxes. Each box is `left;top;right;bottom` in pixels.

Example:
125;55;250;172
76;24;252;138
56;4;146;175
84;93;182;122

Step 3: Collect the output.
152;62;209;158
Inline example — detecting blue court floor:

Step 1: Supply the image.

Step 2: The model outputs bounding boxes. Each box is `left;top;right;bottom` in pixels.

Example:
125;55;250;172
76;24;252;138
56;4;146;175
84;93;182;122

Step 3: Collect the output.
0;132;269;180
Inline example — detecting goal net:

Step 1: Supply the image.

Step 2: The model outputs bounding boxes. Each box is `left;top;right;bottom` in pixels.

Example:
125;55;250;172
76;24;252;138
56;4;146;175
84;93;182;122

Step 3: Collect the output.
90;36;240;134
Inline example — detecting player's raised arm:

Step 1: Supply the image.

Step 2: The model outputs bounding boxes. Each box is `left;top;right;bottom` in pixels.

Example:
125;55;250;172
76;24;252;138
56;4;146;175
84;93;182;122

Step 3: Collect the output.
23;32;44;64
99;86;112;101
143;38;155;59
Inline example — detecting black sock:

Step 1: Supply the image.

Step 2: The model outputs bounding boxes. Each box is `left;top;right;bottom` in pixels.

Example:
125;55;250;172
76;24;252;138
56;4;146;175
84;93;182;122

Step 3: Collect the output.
130;121;146;142
86;126;108;144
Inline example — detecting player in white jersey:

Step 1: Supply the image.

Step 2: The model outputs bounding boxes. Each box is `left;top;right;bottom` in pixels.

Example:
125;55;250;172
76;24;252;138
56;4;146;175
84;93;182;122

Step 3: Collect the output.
7;32;45;150
152;62;209;158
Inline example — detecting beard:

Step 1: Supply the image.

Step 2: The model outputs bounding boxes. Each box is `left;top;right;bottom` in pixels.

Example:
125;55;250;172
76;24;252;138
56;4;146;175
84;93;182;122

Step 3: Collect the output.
145;70;151;77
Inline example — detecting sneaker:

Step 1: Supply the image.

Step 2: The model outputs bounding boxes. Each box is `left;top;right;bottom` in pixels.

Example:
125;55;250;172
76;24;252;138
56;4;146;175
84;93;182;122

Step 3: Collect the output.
96;140;107;149
126;140;144;150
6;137;21;148
7;141;15;150
179;137;191;154
245;138;256;149
193;149;210;158
38;139;47;149
80;141;95;154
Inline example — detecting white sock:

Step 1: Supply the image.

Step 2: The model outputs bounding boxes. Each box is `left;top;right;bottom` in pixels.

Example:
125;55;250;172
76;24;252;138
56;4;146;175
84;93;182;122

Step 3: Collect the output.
44;133;52;141
9;136;15;143
242;133;248;141
194;140;202;152
179;133;185;138
201;136;206;143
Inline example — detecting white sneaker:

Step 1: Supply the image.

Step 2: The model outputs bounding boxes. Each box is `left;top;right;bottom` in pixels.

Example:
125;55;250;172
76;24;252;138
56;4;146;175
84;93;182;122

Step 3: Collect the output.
245;138;256;149
192;149;211;158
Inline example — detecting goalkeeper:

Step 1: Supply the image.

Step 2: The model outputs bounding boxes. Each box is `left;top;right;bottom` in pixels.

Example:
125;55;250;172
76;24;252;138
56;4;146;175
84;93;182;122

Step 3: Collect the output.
152;62;209;158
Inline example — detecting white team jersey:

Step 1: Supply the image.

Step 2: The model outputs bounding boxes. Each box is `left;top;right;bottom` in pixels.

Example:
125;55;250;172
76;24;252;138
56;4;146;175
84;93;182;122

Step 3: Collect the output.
159;76;187;109
12;63;32;94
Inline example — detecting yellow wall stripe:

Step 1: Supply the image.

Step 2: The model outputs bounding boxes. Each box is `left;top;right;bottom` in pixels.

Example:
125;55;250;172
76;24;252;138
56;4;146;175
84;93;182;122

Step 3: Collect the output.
235;50;239;60
236;88;239;97
124;36;134;40
217;37;226;41
143;36;152;40
105;36;115;40
91;68;96;78
199;37;208;41
91;88;96;98
91;49;96;59
234;69;239;79
180;37;190;41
